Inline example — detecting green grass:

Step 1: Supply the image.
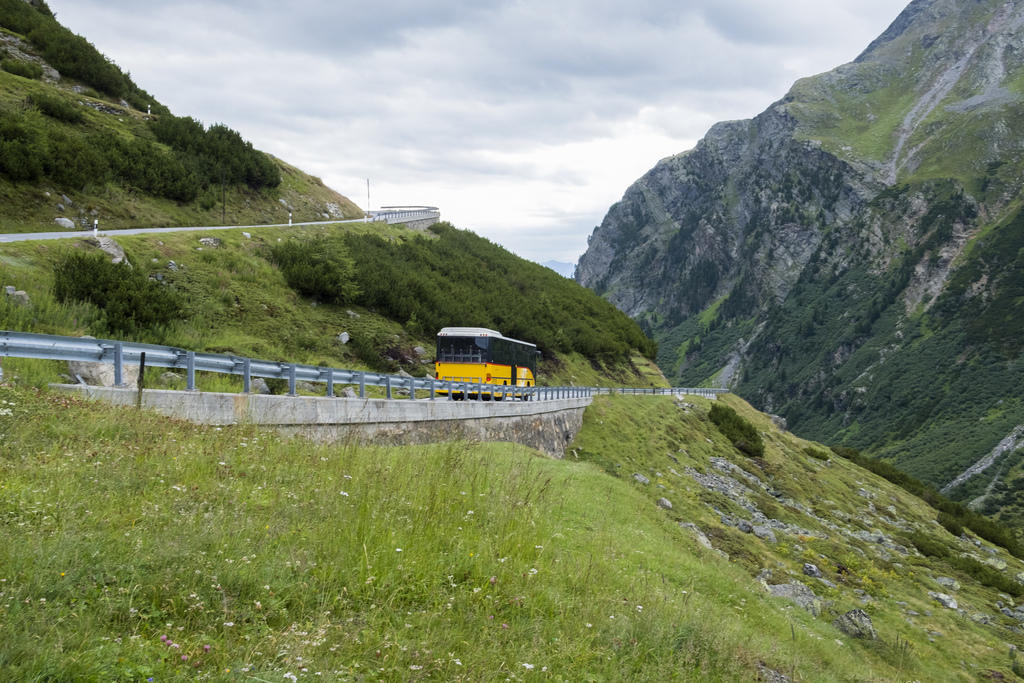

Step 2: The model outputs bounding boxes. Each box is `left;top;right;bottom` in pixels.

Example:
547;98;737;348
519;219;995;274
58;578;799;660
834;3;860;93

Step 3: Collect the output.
1;384;1023;679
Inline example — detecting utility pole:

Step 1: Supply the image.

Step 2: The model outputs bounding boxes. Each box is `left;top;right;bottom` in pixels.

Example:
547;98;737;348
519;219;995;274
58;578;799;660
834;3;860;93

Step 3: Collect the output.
365;178;370;223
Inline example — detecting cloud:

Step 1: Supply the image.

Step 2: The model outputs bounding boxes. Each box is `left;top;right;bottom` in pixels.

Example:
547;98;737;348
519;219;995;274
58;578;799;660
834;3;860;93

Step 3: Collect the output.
48;0;906;262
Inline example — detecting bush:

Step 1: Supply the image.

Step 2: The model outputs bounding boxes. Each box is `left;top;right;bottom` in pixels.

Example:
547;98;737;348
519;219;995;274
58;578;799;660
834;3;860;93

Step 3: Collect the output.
803;446;829;461
27;91;83;123
908;531;950;558
52;249;183;337
266;236;360;305
1;58;43;80
709;404;764;457
949;555;1023;597
937;512;964;537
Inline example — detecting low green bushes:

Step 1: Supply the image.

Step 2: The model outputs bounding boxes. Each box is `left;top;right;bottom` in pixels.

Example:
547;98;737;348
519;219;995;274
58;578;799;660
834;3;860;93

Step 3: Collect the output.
27;91;83;123
1;57;42;79
709;404;764;457
265;235;360;305
52;249;182;337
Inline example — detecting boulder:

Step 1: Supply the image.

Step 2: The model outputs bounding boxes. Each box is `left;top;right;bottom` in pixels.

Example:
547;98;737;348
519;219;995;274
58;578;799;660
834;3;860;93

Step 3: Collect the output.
752;525;777;543
679;522;714;550
832;609;877;640
935;576;960;591
67;359;139;387
92;236;128;265
199;237;222;248
338;332;350;345
4;286;29;306
803;563;822;578
54;217;76;229
633;473;650;485
250;378;271;395
341;386;358;399
767;581;822;616
928;591;958;610
656;497;673;510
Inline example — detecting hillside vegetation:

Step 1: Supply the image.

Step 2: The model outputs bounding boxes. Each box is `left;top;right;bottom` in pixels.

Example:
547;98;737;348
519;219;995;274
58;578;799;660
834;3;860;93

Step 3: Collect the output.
0;0;362;232
1;382;1023;679
0;220;661;388
575;0;1024;526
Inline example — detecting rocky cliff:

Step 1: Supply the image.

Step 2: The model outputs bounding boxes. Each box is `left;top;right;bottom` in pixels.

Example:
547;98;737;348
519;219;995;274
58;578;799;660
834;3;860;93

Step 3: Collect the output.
577;0;1024;525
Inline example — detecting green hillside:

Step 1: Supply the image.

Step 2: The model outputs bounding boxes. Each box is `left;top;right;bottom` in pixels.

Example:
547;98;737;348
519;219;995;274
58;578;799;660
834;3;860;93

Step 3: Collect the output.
1;382;1023;679
0;0;362;232
0;220;661;387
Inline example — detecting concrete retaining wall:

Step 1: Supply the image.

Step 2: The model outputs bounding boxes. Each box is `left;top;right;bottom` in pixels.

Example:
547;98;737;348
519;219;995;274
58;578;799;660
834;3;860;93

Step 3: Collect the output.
54;385;590;457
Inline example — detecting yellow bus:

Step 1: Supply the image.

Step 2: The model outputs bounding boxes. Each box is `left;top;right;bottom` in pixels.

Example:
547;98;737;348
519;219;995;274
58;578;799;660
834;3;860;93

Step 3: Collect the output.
434;327;540;398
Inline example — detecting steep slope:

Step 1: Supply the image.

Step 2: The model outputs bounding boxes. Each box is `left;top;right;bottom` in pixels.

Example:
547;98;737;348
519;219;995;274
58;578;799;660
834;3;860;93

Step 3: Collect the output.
0;0;362;231
576;0;1024;520
1;382;1023;679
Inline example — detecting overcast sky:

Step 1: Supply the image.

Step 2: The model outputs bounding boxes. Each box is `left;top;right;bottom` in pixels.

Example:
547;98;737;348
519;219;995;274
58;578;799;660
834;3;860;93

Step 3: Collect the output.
48;0;907;264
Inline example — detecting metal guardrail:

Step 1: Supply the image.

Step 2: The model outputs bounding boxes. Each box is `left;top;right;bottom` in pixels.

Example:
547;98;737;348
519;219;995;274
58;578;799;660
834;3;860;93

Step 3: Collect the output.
0;331;727;402
370;207;441;225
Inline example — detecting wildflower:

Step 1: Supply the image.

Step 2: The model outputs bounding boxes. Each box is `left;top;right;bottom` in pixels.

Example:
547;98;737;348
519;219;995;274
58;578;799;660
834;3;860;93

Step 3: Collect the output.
529;568;538;575
522;662;535;669
181;655;188;662
160;635;168;642
204;644;211;653
224;621;235;627
395;548;402;552
285;673;298;682
409;665;423;670
534;545;543;549
636;605;643;612
501;623;509;629
586;623;593;628
339;491;349;497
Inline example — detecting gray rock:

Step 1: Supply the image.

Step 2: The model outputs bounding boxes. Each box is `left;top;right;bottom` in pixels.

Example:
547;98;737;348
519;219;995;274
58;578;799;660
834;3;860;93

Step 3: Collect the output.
242;232;251;239
199;237;222;248
347;309;360;318
803;563;822;578
935;576;960;591
54;217;76;229
679;522;714;550
4;287;29;306
656;497;673;510
769;414;787;431
159;372;182;386
832;609;877;639
737;520;754;533
251;378;271;395
338;332;350;345
167;260;179;272
341;386;358;399
295;381;318;394
633;473;650;485
67;358;139;387
92;236;128;265
413;345;427;357
767;581;821;616
929;591;958;610
61;194;73;206
752;525;777;543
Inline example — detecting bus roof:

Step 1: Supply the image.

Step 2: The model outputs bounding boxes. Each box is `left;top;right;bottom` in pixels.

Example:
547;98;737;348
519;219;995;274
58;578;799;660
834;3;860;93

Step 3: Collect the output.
437;327;537;348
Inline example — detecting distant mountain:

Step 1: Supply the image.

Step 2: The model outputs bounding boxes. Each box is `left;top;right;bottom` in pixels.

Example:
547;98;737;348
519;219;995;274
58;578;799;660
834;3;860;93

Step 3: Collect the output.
0;0;362;231
577;0;1024;527
540;260;575;278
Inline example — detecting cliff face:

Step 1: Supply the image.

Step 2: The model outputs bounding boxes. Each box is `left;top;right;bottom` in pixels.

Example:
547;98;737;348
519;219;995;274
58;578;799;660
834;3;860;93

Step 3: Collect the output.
576;0;1024;523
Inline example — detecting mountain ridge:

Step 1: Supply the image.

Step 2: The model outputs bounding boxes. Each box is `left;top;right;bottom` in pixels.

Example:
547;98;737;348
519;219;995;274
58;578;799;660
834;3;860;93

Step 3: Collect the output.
576;0;1024;526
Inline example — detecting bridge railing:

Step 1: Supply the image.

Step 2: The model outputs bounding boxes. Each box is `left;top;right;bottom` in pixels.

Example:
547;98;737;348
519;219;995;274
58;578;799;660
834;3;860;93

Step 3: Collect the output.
0;331;726;402
370;207;441;225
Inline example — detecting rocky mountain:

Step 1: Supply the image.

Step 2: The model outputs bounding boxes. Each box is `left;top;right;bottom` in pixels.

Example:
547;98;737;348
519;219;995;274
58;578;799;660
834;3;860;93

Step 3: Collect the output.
576;0;1024;526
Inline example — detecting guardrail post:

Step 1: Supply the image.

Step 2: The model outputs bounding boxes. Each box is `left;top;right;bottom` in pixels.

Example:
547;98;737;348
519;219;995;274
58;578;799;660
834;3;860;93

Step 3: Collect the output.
429;377;435;400
408;375;416;400
288;365;297;396
385;375;392;400
186;351;196;391
476;379;482;401
326;369;335;398
242;358;251;393
114;342;124;387
359;372;366;398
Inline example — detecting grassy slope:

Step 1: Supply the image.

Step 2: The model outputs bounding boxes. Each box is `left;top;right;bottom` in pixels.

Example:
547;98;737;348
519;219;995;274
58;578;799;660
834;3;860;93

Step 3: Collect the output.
0;43;362;232
0;222;663;388
1;384;1022;680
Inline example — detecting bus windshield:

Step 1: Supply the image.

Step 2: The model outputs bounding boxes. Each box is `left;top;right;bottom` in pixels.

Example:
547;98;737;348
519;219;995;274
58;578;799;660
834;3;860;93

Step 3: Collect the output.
436;336;489;363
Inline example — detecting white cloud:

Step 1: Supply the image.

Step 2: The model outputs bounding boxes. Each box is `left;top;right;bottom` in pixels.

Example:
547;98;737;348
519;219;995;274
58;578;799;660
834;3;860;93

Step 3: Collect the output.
48;0;907;262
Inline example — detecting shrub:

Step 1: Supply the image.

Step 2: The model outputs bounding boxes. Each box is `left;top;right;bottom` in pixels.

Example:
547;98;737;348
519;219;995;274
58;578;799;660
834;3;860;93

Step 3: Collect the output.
708;404;764;457
266;236;360;305
803;446;829;461
949;555;1023;597
1;58;43;79
52;249;183;337
937;512;964;537
27;91;83;123
908;531;949;558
